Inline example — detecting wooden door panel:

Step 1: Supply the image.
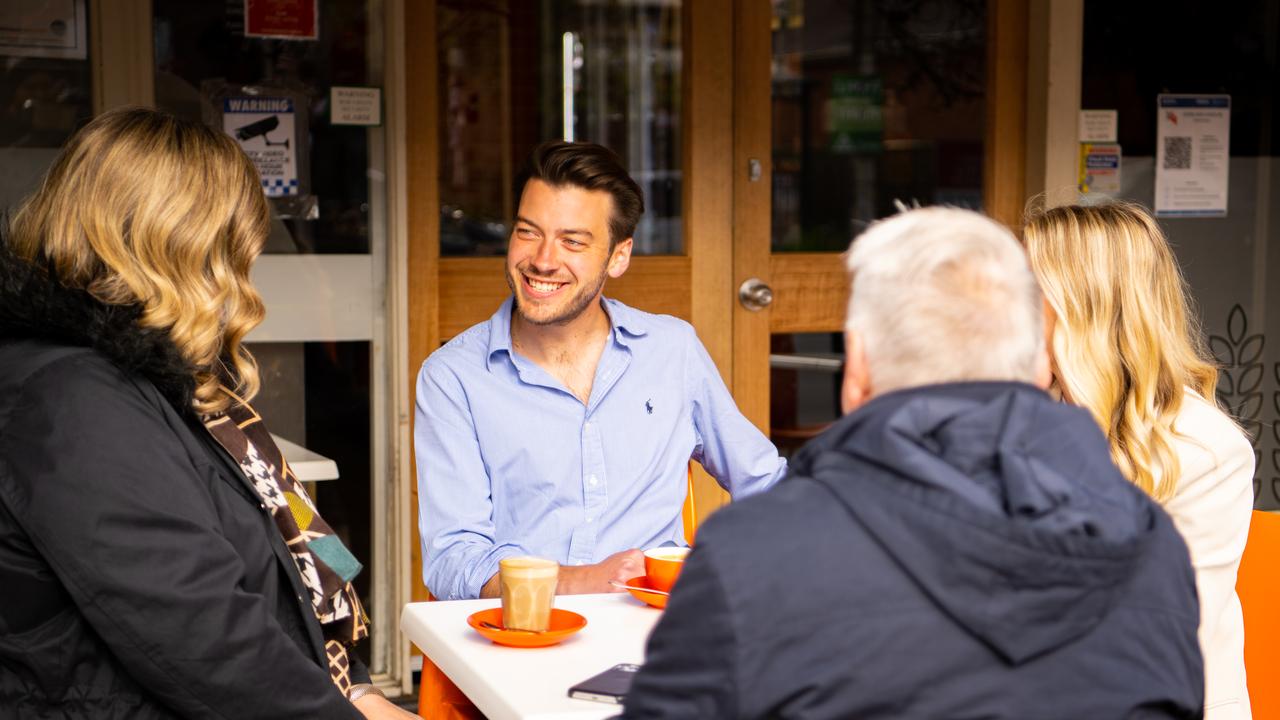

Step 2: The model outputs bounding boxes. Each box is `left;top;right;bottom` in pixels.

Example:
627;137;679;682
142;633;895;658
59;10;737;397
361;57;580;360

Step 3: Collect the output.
768;254;849;334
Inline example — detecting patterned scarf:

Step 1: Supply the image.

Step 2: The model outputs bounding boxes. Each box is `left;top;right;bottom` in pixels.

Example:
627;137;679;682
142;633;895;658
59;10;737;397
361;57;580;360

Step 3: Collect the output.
203;386;369;695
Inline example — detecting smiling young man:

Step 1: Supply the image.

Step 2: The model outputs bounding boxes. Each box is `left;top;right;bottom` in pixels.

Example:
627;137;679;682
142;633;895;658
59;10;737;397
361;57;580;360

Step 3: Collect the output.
415;141;786;600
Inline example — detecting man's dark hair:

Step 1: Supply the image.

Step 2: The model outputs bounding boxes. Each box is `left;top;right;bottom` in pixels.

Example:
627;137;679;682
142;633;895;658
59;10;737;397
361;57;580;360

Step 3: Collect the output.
518;140;645;248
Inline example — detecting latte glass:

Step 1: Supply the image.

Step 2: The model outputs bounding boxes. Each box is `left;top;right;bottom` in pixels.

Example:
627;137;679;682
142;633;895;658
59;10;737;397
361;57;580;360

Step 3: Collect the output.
499;556;558;631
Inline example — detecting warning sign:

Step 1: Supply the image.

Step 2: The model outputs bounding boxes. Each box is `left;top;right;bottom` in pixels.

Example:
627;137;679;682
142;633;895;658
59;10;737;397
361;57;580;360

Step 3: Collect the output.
223;96;298;198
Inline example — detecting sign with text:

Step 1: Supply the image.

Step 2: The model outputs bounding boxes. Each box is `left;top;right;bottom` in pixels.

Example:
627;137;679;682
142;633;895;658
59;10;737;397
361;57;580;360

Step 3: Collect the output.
1155;94;1230;217
1079;143;1122;196
827;75;883;154
244;0;318;40
1079;109;1117;143
330;86;381;126
224;97;299;197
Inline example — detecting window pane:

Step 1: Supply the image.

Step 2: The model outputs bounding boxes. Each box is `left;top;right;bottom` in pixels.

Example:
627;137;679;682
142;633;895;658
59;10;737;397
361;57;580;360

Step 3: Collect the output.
770;332;844;459
771;0;986;252
153;0;376;254
439;0;683;256
0;2;93;213
1081;0;1278;509
153;0;393;667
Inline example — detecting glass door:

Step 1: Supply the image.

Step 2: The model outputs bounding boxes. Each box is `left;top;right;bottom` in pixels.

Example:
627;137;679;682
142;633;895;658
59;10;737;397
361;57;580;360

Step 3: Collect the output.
732;0;1026;452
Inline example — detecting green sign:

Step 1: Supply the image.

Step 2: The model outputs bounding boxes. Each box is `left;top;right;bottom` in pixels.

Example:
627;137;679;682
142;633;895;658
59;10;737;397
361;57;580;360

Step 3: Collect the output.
827;75;883;154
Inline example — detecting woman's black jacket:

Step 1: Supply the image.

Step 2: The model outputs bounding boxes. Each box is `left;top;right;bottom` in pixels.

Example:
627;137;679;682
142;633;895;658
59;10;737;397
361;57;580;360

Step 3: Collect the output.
0;249;368;719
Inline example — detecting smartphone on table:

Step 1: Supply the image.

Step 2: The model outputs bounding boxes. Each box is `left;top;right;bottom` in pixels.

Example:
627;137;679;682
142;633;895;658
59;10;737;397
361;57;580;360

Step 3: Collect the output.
567;663;640;704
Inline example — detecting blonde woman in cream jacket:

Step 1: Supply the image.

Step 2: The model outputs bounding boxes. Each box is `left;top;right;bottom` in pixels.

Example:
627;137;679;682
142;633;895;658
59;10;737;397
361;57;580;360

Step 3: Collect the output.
1024;202;1254;720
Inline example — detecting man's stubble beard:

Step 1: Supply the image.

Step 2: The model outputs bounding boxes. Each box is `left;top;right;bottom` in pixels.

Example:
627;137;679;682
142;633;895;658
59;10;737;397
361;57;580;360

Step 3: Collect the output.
506;261;610;327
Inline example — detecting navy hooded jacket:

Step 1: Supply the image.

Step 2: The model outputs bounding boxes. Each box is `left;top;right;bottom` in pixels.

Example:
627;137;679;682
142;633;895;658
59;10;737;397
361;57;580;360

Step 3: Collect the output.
623;382;1204;719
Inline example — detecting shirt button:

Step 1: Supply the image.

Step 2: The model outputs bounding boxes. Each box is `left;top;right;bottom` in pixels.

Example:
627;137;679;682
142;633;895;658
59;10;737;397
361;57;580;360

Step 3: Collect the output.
588;475;598;486
584;421;592;430
586;516;594;523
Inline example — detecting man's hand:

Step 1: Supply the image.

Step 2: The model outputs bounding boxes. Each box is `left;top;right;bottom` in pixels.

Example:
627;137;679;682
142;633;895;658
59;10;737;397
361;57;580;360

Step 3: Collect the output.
556;549;645;595
353;693;421;719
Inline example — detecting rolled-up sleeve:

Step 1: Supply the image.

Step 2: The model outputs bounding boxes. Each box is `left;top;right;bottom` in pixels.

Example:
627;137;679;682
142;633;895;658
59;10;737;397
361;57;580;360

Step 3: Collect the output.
683;325;787;497
415;359;529;599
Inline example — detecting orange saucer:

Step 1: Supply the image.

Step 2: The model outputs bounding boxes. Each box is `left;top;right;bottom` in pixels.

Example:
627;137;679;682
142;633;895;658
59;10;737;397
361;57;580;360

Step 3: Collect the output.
623;575;669;609
467;607;587;647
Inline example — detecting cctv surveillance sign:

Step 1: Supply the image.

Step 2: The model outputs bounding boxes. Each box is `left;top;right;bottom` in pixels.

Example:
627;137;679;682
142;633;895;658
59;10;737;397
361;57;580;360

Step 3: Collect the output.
223;97;298;198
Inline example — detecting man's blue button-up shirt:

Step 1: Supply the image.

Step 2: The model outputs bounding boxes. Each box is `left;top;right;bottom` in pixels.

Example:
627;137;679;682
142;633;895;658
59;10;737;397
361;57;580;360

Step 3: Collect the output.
415;297;786;599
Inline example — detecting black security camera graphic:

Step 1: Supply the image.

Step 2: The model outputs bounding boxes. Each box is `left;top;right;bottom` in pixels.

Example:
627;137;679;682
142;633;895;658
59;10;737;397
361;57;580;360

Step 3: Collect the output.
234;115;290;148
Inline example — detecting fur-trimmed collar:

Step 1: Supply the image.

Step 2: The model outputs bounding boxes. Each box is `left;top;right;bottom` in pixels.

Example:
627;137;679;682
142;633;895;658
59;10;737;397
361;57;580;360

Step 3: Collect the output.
0;240;196;413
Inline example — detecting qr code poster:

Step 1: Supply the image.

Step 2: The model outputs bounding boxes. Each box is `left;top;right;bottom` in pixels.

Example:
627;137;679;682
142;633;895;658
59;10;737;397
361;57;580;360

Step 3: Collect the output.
1155;94;1230;217
223;97;299;198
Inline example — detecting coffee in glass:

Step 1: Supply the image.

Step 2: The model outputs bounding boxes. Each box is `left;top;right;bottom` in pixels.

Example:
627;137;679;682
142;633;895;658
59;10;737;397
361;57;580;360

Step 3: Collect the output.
499;556;559;631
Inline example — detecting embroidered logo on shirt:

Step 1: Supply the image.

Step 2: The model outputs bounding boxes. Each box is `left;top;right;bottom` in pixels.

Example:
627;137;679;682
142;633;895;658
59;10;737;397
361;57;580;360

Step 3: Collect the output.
645;399;653;414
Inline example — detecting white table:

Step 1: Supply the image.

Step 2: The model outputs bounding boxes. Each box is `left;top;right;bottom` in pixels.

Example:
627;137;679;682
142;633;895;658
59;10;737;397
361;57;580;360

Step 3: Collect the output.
271;433;340;481
401;594;663;720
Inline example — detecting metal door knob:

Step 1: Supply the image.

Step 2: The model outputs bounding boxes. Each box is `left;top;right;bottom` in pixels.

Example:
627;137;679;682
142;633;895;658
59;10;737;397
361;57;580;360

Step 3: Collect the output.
738;278;773;311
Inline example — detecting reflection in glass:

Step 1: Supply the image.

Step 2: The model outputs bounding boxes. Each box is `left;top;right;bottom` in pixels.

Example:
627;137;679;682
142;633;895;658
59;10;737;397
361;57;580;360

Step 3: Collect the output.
770;332;844;458
1080;0;1280;509
438;1;682;256
153;0;377;254
0;3;93;214
249;340;373;628
771;0;985;252
151;0;390;663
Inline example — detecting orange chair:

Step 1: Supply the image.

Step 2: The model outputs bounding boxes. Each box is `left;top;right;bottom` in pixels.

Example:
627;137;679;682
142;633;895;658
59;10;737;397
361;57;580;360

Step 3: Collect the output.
415;642;482;720
417;470;700;718
1238;509;1280;719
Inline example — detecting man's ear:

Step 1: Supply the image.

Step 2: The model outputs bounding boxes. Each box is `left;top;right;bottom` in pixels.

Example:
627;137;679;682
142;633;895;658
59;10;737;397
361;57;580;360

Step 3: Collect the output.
607;238;633;278
841;329;872;415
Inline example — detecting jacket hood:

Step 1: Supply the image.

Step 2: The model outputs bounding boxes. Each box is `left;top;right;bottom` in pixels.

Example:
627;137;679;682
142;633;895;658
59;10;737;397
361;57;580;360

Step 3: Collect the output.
790;381;1159;665
0;238;196;413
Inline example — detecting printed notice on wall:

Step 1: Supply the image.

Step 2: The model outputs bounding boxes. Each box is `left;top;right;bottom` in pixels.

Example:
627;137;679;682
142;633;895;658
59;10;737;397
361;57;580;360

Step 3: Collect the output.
330;86;381;126
223;97;298;197
1155;94;1230;217
1079;110;1118;143
244;0;318;40
1079;143;1122;196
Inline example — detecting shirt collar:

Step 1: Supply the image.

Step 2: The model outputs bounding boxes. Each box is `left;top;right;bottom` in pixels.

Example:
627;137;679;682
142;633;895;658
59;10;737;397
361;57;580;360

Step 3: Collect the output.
485;297;516;370
485;295;650;371
601;296;650;343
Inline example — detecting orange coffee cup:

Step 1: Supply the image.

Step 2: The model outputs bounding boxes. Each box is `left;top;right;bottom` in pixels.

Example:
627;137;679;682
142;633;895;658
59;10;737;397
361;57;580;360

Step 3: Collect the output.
643;547;690;593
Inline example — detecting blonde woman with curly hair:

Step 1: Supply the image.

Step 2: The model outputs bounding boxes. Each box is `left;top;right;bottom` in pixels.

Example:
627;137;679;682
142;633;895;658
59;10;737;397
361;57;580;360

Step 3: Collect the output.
0;108;416;719
1024;201;1254;720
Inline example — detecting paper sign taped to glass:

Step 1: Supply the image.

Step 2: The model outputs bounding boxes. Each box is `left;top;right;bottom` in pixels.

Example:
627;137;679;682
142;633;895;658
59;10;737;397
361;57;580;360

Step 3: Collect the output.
1154;94;1230;217
1079;143;1122;196
203;81;314;220
223;97;299;198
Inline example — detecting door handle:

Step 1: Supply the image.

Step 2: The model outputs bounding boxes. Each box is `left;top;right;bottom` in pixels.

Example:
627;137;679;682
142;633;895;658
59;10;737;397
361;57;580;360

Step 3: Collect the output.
738;278;773;311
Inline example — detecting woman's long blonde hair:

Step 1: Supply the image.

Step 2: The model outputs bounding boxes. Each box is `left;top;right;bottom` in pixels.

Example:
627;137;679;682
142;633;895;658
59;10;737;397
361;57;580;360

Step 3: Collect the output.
7;107;268;415
1023;202;1219;502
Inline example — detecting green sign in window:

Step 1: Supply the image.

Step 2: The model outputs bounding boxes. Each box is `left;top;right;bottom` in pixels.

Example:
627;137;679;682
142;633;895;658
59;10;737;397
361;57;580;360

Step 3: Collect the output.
827;75;883;154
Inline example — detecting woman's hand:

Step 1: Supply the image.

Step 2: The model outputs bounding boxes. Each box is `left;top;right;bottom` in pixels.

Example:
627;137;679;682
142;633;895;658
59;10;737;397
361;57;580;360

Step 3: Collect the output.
353;694;422;719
